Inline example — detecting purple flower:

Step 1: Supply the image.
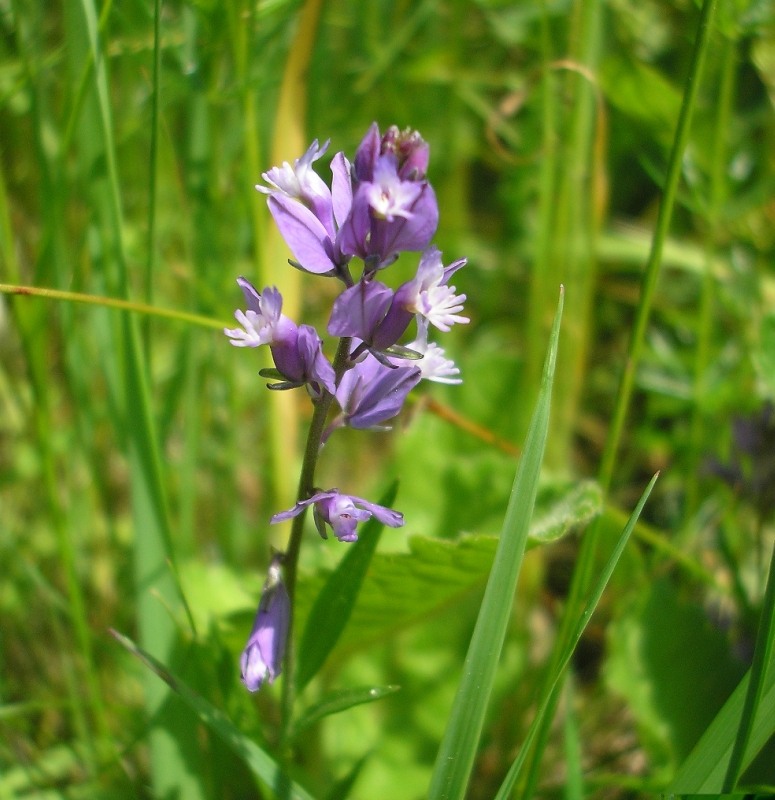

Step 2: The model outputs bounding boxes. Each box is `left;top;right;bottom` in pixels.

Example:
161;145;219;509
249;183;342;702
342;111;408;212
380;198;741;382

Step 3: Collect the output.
399;318;462;384
257;139;335;235
271;490;404;542
332;351;421;433
269;323;336;396
240;557;290;692
257;141;352;276
339;123;438;269
393;247;468;332
224;278;335;395
327;279;413;353
255;124;438;275
224;278;296;348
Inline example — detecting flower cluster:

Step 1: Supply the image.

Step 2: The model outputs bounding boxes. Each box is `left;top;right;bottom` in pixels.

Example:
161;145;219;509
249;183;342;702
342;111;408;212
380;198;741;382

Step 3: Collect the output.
227;123;468;689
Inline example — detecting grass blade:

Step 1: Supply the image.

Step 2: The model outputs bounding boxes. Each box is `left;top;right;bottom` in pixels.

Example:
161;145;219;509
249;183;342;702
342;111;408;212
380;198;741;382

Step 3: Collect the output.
427;287;564;800
494;472;659;800
111;630;318;800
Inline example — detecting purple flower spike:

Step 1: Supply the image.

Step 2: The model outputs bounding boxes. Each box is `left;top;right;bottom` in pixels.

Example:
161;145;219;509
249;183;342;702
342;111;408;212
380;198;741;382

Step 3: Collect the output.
334;352;421;432
271;489;404;542
240;557;290;692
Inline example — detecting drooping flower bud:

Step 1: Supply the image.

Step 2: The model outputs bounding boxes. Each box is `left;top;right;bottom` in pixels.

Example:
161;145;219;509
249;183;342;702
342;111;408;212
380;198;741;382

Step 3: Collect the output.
240;556;290;692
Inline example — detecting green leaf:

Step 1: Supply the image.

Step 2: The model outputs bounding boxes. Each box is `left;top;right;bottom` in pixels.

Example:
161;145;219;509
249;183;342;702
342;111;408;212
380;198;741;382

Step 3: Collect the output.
292;478;599;659
110;630;317;800
669;667;775;793
605;579;746;770
427;287;564;800
530;480;603;544
291;685;401;738
296;483;397;692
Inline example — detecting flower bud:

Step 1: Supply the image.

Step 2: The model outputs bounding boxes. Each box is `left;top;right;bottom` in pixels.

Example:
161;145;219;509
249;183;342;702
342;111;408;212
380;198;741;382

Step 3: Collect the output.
240;558;290;692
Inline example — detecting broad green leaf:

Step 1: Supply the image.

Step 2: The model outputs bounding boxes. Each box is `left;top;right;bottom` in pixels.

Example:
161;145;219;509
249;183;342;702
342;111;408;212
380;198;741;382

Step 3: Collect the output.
291;685;401;738
111;630;317;800
295;483;397;692
669;668;775;792
427;288;564;800
600;55;682;146
605;579;745;770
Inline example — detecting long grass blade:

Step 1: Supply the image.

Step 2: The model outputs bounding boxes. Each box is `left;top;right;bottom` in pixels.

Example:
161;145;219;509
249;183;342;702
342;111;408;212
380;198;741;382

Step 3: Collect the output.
494;472;659;800
427;287;564;800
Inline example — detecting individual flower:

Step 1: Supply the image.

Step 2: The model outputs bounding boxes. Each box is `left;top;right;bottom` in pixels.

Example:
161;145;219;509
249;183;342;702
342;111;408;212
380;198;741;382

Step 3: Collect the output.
327;279;413;356
224;278;335;396
272;490;404;542
393;247;469;332
339;124;438;270
257;142;352;276
400;317;462;384
224;278;295;348
257;139;335;234
329;351;421;435
240;556;290;692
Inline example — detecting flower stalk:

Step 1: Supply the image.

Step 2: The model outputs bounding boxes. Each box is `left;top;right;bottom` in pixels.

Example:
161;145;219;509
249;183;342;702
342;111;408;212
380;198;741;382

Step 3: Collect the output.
227;123;469;744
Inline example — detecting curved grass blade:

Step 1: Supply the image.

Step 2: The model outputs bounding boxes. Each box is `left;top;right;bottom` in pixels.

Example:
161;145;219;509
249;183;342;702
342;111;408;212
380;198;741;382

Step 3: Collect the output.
493;472;659;800
111;630;317;800
291;685;400;739
427;288;564;800
296;483;398;692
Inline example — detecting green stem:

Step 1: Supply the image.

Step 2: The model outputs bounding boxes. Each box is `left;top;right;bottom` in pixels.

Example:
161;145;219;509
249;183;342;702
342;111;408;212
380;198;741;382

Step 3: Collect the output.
518;0;719;793
597;0;718;492
0;282;225;330
683;31;736;529
279;335;352;747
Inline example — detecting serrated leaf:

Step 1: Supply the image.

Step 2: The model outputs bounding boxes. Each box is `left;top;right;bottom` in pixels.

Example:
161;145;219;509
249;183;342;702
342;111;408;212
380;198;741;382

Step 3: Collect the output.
294;480;599;656
292;685;400;737
530;480;603;544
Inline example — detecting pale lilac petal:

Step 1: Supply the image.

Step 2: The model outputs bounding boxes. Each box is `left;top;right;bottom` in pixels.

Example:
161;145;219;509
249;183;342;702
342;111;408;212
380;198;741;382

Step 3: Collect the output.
268;195;337;274
330;152;353;230
328;280;394;339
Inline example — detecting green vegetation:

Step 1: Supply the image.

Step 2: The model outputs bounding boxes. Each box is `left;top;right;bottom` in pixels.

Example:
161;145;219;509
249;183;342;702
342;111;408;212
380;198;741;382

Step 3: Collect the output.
1;0;774;797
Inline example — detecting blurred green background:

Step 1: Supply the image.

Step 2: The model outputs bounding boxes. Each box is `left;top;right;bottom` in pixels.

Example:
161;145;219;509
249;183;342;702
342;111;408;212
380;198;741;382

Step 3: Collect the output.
1;0;774;797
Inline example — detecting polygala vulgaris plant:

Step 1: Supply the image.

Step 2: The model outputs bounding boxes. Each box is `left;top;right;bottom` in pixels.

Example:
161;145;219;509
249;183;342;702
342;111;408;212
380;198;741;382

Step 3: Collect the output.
224;123;468;697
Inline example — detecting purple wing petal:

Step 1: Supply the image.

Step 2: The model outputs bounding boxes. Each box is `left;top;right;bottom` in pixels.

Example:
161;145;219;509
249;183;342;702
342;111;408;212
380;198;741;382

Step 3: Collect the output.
268;195;337;274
